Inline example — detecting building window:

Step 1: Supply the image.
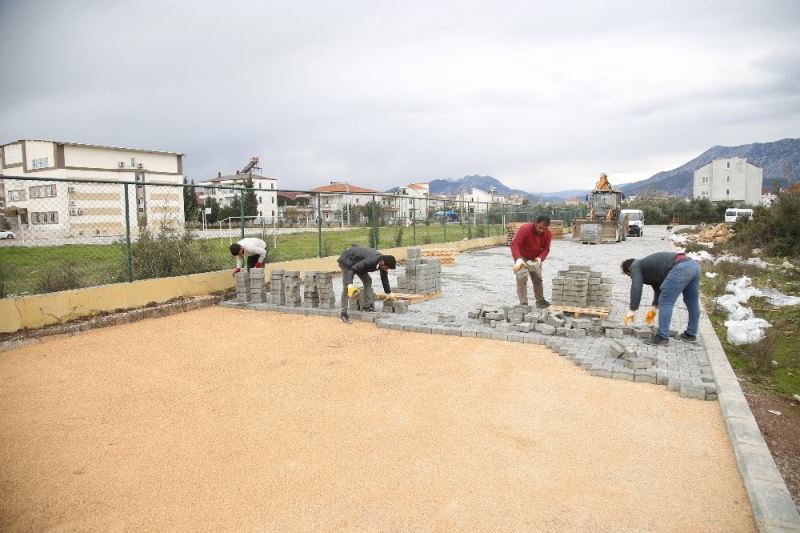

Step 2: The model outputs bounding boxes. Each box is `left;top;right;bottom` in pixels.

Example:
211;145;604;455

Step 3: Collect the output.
702;177;708;183
32;211;58;224
270;183;274;189
29;184;57;198
31;157;49;169
726;161;730;169
272;197;275;204
726;189;730;195
8;190;26;201
272;210;275;217
727;176;730;182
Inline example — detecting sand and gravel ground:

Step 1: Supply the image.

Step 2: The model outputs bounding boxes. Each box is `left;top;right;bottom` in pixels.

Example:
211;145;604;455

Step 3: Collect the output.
0;306;754;531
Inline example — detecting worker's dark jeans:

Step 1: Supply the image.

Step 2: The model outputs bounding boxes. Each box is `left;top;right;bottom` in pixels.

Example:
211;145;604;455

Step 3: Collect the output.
247;255;259;269
340;268;373;312
657;259;701;339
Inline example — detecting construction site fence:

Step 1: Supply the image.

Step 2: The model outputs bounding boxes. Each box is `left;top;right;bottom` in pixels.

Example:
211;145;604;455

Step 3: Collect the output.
0;176;588;297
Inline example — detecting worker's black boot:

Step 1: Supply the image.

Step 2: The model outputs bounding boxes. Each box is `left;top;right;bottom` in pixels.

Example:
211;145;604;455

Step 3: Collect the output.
340;312;352;324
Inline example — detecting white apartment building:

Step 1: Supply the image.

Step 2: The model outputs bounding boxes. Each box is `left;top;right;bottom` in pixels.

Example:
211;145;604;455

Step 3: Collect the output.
0;139;184;240
382;183;430;223
311;182;380;224
693;157;763;206
198;170;278;223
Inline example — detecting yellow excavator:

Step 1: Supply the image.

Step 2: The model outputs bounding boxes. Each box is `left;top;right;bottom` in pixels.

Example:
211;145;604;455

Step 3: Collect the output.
572;173;629;243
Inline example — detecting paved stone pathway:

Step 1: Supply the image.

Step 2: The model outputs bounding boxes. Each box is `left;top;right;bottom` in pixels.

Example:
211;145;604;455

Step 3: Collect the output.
225;225;718;400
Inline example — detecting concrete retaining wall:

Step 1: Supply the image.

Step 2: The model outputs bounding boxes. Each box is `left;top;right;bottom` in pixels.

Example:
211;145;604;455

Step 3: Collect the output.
0;235;505;333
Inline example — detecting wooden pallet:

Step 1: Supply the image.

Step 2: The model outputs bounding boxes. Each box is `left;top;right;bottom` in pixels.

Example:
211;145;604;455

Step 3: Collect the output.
375;291;442;304
548;304;611;319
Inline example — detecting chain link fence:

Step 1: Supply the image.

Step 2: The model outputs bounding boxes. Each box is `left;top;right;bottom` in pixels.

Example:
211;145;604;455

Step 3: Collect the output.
0;175;587;297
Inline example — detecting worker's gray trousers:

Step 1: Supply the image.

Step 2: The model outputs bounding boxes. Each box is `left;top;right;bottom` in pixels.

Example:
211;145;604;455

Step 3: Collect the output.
340;268;374;312
516;262;545;305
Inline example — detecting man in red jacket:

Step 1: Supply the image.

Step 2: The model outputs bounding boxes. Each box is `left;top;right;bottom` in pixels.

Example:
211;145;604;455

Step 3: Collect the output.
510;215;552;308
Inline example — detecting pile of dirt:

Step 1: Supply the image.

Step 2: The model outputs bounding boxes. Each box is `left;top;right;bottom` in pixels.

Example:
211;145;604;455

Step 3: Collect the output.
692;223;734;244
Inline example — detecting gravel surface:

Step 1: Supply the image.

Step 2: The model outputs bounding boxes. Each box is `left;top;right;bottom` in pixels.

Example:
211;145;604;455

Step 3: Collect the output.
0;307;753;530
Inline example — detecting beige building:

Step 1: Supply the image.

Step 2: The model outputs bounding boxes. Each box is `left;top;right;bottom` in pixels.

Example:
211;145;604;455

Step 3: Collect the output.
0;139;184;240
693;157;763;206
198;168;278;223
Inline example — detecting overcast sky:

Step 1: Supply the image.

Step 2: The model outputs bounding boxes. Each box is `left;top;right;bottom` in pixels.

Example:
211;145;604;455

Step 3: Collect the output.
1;0;798;192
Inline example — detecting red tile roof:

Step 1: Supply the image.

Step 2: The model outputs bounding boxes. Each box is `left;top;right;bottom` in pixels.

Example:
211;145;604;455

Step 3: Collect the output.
310;182;379;193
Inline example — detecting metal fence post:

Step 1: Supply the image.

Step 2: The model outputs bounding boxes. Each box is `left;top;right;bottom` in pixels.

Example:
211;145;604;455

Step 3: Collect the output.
123;183;133;282
467;201;472;239
317;193;323;257
370;195;377;248
412;198;416;245
239;189;245;239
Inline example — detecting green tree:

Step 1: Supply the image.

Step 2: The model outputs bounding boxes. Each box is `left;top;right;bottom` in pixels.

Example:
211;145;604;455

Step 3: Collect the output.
243;177;258;217
183;178;200;222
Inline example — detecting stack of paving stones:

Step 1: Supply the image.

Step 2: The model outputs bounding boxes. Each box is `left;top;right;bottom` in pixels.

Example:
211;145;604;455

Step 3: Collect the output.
551;265;613;308
587;272;613;307
234;271;251;303
579;223;602;244
302;271;320;308
397;248;442;294
316;272;337;309
283;271;302;307
455;303;717;400
270;269;286;305
551;266;590;306
249;268;266;303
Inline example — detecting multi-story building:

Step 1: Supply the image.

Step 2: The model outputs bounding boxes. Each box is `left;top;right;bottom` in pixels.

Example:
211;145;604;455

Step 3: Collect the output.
198;167;278;223
693;157;763;205
0;139;185;240
310;182;380;224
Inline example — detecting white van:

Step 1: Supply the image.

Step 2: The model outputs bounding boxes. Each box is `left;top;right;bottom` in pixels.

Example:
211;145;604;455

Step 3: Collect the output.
724;208;753;223
620;209;645;236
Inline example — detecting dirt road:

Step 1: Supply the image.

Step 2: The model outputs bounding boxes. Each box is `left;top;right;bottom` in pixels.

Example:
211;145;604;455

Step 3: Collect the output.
0;307;754;531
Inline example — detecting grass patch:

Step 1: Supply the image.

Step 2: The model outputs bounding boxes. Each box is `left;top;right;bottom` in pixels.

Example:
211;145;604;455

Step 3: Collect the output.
0;223;506;297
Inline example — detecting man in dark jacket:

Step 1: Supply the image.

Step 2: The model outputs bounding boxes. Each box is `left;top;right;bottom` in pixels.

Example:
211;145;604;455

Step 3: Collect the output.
337;245;396;323
621;251;701;346
510;215;552;308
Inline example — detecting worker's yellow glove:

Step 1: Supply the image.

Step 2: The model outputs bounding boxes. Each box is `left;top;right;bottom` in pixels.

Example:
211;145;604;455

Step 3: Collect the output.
513;258;525;272
347;284;360;298
644;307;657;326
623;311;636;326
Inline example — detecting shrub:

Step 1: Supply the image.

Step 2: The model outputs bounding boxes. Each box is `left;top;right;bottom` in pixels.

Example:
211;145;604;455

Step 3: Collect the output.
393;224;404;248
129;223;227;280
36;261;82;293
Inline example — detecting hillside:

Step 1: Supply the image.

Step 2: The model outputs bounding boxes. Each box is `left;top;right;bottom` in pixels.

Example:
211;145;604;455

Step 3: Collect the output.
619;138;800;197
403;138;800;201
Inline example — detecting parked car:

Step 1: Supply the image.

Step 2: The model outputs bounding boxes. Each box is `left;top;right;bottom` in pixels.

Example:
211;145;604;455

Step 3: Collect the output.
0;230;15;239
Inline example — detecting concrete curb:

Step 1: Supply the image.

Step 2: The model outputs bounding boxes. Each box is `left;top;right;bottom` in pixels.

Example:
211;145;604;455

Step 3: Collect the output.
0;295;224;353
699;311;800;531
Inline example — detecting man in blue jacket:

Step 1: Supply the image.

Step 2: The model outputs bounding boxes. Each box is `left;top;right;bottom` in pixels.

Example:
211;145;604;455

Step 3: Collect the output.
621;251;701;346
337;245;396;323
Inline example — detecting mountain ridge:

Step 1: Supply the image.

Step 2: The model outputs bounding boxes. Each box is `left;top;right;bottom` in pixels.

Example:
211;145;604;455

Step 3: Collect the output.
422;138;799;200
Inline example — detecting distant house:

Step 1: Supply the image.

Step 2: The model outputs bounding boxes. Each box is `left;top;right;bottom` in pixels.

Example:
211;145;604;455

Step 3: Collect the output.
0;139;184;239
693;157;762;205
277;191;314;225
198;169;278;223
565;196;582;206
310;182;380;224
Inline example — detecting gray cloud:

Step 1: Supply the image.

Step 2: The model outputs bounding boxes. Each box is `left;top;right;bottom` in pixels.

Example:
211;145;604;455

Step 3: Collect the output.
1;0;798;192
